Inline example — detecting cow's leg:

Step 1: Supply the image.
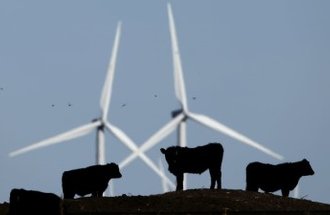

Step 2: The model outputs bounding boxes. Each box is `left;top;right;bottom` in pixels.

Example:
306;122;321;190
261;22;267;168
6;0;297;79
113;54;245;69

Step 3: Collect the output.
63;190;75;199
217;170;222;189
97;191;103;197
176;173;184;191
246;182;258;192
209;170;216;189
209;168;221;189
65;193;75;199
91;191;103;198
281;189;289;197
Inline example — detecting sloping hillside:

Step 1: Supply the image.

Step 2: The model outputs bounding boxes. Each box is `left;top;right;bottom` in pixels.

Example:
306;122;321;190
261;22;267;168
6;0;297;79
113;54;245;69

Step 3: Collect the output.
2;189;330;214
64;189;330;214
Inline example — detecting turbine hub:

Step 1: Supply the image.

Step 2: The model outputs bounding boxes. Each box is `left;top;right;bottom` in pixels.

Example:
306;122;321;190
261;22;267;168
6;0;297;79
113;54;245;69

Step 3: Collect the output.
171;109;187;121
92;118;105;130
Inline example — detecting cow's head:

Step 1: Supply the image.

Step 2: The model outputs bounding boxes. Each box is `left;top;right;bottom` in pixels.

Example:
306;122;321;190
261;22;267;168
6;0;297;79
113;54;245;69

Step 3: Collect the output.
160;147;180;175
106;163;122;178
299;159;315;176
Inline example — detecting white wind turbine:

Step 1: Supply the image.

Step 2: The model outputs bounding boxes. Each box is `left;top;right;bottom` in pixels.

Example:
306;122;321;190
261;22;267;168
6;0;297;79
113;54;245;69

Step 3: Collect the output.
8;22;175;190
120;3;284;190
9;22;126;164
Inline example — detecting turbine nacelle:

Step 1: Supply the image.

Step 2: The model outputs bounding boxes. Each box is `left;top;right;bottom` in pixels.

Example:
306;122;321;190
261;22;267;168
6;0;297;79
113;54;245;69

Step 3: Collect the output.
171;109;187;122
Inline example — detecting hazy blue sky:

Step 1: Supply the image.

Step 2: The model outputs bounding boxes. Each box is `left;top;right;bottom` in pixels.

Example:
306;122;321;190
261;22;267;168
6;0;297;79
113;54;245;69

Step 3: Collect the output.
1;0;330;203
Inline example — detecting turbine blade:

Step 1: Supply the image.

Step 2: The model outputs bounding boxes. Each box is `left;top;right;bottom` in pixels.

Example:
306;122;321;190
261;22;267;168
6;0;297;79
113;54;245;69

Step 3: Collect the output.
100;22;122;120
106;119;177;191
9;121;101;157
104;122;138;152
119;152;136;169
188;112;284;160
139;152;176;189
119;151;175;189
119;113;185;169
159;158;170;192
167;3;188;111
141;113;185;152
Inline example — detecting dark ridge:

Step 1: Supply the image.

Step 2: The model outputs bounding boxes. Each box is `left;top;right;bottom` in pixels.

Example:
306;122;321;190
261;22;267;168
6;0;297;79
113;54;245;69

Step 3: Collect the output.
64;189;330;214
2;189;330;214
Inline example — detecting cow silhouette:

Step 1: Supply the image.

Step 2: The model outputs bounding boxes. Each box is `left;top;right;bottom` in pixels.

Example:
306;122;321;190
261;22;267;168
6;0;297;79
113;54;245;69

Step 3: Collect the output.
62;163;122;199
160;143;224;191
246;159;314;197
9;188;62;215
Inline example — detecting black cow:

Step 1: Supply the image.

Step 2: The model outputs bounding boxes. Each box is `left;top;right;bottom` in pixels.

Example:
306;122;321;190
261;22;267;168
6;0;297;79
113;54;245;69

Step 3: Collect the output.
62;163;122;199
245;159;314;197
160;143;224;191
9;188;62;215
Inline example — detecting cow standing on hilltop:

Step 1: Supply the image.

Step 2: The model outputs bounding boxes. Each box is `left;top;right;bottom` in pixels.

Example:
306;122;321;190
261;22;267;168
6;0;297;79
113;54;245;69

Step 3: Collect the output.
9;188;62;215
160;143;224;191
245;159;314;197
62;163;122;199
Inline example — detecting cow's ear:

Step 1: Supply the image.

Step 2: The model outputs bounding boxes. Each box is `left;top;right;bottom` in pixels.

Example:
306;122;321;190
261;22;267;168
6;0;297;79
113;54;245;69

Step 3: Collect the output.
160;148;166;154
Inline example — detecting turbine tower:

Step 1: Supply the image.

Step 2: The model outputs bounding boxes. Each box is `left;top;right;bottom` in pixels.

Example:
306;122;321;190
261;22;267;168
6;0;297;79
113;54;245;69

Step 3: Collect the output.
9;22;175;190
120;3;284;190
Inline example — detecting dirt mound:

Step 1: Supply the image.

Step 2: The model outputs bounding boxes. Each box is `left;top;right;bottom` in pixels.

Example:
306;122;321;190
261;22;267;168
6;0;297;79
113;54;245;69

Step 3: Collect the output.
63;189;330;214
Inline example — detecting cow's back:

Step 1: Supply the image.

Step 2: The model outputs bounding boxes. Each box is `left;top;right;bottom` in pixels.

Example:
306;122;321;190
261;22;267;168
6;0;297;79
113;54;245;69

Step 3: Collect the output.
179;143;223;174
62;166;97;198
9;189;62;215
246;162;274;177
62;163;121;198
63;165;108;186
246;162;279;192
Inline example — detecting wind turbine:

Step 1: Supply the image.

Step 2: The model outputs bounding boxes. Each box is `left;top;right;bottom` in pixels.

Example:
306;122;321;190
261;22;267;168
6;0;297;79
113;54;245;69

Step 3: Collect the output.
9;22;127;165
119;3;284;190
8;22;175;190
